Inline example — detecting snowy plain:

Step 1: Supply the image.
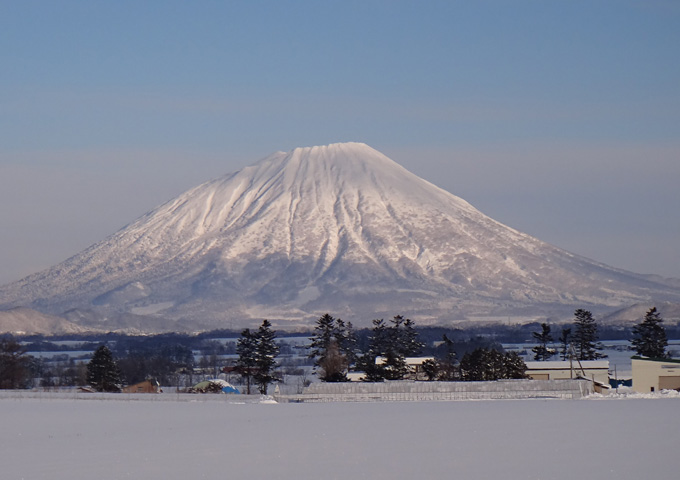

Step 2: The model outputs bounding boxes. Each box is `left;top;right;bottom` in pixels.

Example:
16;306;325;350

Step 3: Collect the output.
1;391;678;480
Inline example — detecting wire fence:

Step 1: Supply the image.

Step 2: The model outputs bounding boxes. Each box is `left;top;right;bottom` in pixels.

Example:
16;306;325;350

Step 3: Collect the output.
275;379;594;403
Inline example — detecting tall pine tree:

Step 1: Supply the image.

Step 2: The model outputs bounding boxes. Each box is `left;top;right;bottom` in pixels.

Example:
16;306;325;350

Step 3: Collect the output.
337;320;358;369
398;317;424;357
631;307;668;358
87;345;122;392
253;320;279;395
558;327;571;361
572;309;606;360
357;318;391;381
235;328;258;394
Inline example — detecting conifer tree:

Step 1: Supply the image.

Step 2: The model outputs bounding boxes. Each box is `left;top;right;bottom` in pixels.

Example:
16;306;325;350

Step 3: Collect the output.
235;328;258;394
389;316;425;380
572;309;606;360
253;320;279;395
502;351;529;379
631;307;669;358
459;347;490;381
380;315;410;380
308;313;335;365
87;345;122;392
381;347;410;380
338;320;358;368
558;327;571;361
398;316;425;357
436;334;458;381
357;318;390;381
421;358;439;381
531;323;555;361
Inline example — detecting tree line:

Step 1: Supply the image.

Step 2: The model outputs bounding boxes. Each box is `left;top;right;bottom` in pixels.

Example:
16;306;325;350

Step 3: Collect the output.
0;306;673;390
530;307;670;362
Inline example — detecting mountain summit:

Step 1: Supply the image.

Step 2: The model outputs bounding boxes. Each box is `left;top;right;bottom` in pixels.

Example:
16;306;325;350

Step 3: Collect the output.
1;142;679;331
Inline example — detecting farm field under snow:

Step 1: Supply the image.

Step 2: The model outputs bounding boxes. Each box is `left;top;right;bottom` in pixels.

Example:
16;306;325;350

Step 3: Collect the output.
1;392;678;480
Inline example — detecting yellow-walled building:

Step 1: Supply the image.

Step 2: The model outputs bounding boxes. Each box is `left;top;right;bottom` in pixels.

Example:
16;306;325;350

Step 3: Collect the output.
632;356;680;393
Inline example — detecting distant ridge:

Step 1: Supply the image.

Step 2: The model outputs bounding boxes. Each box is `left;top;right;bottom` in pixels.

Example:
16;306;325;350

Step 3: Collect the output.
1;142;679;332
0;307;86;335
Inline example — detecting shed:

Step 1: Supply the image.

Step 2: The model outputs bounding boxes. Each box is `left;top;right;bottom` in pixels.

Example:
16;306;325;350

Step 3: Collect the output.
524;360;610;385
631;356;680;393
122;379;161;394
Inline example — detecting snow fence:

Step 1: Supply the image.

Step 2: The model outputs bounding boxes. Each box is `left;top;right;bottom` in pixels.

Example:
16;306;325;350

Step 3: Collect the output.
275;379;593;403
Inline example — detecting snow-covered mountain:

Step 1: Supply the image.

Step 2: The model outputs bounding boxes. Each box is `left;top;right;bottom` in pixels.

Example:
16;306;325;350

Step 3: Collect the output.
1;142;679;331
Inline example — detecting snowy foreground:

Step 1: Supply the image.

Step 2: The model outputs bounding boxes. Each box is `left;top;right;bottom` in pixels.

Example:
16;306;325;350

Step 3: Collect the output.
1;391;678;480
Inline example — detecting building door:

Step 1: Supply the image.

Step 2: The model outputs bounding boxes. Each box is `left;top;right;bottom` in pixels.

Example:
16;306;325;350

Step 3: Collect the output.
659;376;680;391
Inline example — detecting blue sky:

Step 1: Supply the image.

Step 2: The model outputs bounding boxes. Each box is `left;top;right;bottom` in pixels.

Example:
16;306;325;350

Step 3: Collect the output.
1;0;679;284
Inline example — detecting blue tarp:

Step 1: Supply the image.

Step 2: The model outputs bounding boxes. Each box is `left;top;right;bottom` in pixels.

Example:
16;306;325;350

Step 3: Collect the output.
222;385;240;394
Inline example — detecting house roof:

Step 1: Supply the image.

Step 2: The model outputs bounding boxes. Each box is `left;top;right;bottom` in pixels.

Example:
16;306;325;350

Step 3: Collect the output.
631;356;680;364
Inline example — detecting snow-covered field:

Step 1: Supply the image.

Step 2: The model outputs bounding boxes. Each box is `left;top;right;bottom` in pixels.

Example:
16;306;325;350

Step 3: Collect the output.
1;391;678;480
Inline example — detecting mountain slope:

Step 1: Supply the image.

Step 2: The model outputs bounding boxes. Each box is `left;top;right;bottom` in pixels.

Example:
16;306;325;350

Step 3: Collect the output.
1;142;679;330
0;308;87;335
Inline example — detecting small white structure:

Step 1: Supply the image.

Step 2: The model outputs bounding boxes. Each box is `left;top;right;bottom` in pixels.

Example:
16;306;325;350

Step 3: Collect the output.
525;360;610;387
631;356;680;393
346;372;366;382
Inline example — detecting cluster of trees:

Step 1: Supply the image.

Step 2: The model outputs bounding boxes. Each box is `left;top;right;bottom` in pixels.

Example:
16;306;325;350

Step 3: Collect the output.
306;314;527;382
307;314;357;382
459;348;527;381
356;315;424;381
0;322;282;394
305;314;426;382
530;307;670;362
0;335;91;389
234;320;280;394
529;309;607;362
420;340;526;382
